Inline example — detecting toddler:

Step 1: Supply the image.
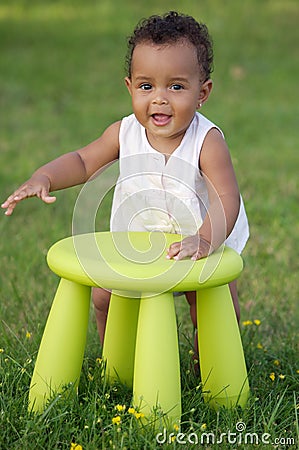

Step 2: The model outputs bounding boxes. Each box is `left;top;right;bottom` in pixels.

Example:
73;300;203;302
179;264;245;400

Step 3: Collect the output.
2;11;249;354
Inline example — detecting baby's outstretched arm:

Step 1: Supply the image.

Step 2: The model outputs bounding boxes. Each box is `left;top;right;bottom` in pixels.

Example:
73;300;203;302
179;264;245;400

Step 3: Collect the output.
2;121;121;216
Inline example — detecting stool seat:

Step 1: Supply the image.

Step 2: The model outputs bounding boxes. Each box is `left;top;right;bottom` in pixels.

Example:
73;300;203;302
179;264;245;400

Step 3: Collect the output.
47;231;243;291
29;231;249;426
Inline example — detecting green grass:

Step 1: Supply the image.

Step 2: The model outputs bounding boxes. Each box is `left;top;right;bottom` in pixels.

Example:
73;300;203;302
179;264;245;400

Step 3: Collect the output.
0;0;298;448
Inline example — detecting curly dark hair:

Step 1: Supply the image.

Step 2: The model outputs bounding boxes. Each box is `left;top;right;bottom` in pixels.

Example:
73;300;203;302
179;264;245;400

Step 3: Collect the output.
126;11;213;81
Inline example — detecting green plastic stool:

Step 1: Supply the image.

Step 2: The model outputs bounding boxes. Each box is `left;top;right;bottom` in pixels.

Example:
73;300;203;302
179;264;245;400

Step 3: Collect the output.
28;231;249;424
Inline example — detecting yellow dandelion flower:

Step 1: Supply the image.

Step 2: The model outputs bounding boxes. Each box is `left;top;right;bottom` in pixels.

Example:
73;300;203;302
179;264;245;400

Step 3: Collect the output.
269;372;275;381
278;374;286;380
0;348;4;353
200;423;207;431
134;412;145;419
242;320;253;326
112;416;121;425
171;435;176;442
253;319;261;326
128;407;136;414
70;443;83;450
96;357;102;364
25;331;32;339
173;423;180;432
115;404;126;412
273;359;280;366
257;342;263;349
296;370;299;374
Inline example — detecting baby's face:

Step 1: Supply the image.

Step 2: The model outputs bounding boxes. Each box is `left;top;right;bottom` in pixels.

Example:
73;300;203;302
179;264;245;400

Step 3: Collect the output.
125;40;206;152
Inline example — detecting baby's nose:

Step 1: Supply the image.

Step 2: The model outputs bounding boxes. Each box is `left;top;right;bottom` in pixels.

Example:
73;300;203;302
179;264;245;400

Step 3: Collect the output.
152;89;169;105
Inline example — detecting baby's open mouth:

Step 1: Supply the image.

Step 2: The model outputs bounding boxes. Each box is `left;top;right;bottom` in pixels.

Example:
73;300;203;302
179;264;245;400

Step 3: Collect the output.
151;113;172;125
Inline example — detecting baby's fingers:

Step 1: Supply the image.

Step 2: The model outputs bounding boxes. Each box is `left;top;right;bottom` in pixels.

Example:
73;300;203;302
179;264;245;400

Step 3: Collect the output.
39;188;56;204
1;200;17;216
190;248;208;260
1;191;26;215
191;240;213;260
166;241;182;259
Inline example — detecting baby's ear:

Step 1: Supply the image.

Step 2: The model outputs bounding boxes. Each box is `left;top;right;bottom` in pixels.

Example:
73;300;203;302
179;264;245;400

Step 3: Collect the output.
198;79;213;106
124;77;132;95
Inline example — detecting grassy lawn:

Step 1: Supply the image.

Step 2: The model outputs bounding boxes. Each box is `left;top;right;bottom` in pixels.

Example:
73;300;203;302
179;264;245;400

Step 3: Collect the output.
0;0;298;448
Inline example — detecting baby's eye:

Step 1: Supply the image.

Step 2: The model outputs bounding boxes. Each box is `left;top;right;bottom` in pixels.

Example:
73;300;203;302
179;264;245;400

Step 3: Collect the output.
140;83;152;90
170;84;184;91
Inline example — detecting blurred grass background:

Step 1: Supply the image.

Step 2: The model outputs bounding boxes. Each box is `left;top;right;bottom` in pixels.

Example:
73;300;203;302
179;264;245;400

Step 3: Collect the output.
0;1;298;448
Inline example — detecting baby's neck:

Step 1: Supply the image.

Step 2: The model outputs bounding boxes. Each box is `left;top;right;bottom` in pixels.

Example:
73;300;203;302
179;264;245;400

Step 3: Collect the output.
145;129;186;156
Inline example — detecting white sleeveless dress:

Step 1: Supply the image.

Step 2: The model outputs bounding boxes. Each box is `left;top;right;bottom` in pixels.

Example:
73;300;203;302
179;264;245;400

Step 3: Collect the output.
110;112;249;253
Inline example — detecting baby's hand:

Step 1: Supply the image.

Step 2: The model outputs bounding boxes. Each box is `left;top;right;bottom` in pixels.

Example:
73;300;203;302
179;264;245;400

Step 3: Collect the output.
166;234;213;261
1;174;56;216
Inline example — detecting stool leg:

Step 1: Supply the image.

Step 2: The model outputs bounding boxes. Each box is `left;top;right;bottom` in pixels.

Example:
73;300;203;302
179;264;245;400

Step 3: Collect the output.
102;291;140;388
196;285;249;409
29;278;91;412
133;292;181;427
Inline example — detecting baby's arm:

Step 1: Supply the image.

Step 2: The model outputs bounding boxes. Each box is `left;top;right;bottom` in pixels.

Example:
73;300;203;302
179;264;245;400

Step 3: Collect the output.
167;128;240;260
2;121;120;216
